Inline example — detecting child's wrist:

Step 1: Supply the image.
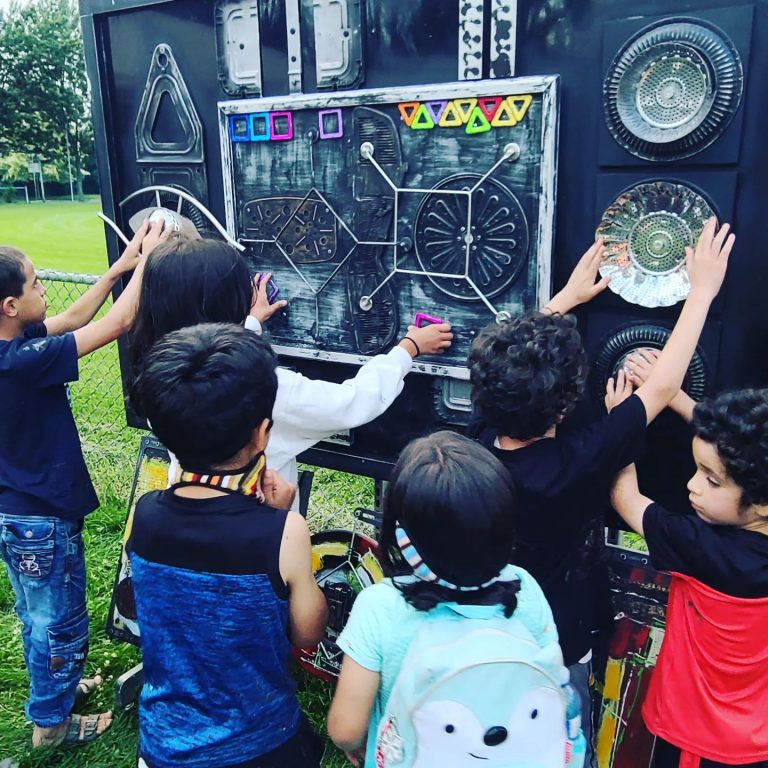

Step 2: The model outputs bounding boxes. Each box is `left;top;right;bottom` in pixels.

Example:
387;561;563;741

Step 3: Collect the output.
399;336;420;358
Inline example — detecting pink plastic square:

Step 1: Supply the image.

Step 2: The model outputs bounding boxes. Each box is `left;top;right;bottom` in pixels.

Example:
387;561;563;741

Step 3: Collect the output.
269;111;293;141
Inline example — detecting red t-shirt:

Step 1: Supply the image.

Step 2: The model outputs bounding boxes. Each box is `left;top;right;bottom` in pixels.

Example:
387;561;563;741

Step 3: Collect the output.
643;572;768;765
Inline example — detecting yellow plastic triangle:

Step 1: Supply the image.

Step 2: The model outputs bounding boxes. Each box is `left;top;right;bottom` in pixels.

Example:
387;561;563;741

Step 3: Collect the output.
398;102;420;127
507;94;533;122
490;98;518;127
465;105;491;134
410;103;435;130
454;98;478;123
439;100;465;127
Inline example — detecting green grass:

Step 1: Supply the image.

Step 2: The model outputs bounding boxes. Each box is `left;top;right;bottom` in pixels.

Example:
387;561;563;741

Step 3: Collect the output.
0;198;109;274
0;201;372;767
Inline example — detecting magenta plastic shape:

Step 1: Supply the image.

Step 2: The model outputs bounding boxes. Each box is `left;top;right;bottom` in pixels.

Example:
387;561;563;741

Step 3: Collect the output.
270;111;293;141
414;312;443;328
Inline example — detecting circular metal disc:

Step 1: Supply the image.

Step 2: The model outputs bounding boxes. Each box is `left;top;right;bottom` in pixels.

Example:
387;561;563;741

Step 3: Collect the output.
596;181;715;307
414;174;529;302
593;324;708;401
604;18;743;161
292;530;383;682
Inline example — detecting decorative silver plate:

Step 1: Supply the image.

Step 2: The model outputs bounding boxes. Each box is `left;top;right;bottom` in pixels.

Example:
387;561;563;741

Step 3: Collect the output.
603;18;743;161
596;181;715;307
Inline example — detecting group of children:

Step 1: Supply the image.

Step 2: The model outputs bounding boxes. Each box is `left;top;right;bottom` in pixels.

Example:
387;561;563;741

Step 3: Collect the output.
1;212;766;768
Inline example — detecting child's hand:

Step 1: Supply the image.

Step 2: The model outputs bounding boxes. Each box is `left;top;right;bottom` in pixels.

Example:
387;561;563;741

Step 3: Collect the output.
686;216;734;301
111;219;150;275
140;217;172;257
624;348;659;387
544;239;610;314
398;322;453;358
605;368;634;412
250;272;288;324
262;468;297;510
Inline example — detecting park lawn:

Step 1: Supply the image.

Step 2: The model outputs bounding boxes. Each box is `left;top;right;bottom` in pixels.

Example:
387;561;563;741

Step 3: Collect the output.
0;199;361;767
0;198;110;274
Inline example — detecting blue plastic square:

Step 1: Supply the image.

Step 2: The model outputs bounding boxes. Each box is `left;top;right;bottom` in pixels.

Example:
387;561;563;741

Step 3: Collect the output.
249;112;271;142
229;115;251;143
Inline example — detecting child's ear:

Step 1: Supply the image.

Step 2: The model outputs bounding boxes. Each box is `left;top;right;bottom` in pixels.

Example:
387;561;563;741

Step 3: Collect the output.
252;417;272;452
0;296;18;318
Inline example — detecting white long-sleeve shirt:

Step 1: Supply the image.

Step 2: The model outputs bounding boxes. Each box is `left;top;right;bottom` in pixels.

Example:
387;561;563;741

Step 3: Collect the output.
167;316;412;509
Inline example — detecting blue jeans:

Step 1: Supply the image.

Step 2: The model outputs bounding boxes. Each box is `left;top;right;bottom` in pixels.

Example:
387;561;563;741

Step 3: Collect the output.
0;513;89;727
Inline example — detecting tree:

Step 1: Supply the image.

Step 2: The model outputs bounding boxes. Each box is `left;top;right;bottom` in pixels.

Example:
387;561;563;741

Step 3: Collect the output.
0;0;95;198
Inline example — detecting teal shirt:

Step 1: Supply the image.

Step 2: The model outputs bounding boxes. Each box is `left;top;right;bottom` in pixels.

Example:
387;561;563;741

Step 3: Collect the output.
337;565;562;768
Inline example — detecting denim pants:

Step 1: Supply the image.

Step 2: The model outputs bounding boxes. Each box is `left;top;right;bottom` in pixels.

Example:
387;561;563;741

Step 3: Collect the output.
0;513;88;727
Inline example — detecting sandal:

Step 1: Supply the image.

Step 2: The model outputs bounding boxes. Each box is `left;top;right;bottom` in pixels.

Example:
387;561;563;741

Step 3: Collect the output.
62;713;112;745
73;675;103;708
32;712;112;748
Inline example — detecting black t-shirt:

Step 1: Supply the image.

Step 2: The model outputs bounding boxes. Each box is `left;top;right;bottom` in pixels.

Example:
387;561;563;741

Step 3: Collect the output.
0;323;98;519
470;394;648;664
643;502;768;598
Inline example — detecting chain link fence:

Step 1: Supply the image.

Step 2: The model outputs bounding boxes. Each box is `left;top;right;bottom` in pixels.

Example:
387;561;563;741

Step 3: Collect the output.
39;270;376;529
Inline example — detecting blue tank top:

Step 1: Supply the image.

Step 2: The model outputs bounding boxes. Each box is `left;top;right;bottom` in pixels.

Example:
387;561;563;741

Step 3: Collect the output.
127;490;300;768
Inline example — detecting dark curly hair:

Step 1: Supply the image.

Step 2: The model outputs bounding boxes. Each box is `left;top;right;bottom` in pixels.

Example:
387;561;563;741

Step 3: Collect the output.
379;431;520;617
692;389;768;507
468;312;588;440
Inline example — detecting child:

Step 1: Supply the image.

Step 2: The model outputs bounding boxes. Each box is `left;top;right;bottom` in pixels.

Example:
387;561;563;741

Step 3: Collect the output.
327;431;574;768
611;389;768;768
0;221;161;748
466;218;734;762
127;235;453;500
127;323;329;768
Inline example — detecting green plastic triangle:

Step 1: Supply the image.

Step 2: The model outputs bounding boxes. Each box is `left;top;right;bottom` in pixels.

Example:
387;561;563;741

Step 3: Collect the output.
410;104;435;130
465;105;491;134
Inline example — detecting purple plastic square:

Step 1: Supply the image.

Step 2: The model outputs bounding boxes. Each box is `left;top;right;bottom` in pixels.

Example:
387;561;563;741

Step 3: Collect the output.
270;111;293;141
319;108;343;139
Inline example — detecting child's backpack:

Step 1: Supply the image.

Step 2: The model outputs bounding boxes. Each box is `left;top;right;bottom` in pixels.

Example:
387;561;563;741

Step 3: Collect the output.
374;598;585;768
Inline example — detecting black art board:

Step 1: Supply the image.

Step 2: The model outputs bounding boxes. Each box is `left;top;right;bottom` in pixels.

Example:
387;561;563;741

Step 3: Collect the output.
219;78;558;377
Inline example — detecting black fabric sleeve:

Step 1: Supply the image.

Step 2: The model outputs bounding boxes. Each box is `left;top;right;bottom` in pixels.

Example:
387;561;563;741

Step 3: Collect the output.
642;502;739;590
560;394;648;480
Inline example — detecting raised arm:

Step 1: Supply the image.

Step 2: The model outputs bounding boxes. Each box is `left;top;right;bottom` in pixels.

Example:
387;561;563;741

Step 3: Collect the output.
71;220;166;358
44;224;148;335
611;464;653;537
624;348;697;422
629;218;732;424
278;511;328;648
543;238;610;315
